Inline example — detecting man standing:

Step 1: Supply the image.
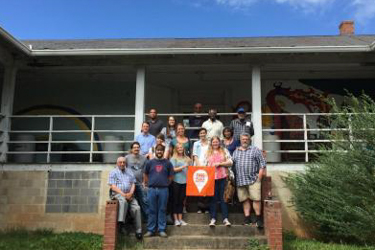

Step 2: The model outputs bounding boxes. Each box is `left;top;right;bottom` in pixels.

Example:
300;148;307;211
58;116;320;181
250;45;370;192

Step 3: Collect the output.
232;133;266;228
108;157;142;239
147;108;164;137
230;107;254;142
125;141;148;220
135;122;156;156
143;144;174;238
188;103;206;139
202;108;224;140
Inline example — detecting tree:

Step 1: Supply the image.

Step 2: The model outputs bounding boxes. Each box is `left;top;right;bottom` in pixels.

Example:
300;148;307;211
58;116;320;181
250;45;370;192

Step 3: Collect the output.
284;94;375;244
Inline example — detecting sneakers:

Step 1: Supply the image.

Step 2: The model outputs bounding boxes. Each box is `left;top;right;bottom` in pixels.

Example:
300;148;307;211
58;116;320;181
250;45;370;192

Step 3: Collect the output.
159;231;168;238
144;231;154;238
209;218;216;227
197;210;202;214
256;217;264;229
243;216;251;225
223;218;231;227
179;219;188;226
174;220;181;226
135;232;143;240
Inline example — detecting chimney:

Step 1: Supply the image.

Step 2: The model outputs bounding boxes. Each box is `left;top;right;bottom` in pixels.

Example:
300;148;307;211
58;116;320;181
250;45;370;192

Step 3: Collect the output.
339;20;354;35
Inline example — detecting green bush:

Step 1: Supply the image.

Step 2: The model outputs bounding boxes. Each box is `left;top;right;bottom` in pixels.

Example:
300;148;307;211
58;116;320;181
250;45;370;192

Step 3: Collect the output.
284;94;375;244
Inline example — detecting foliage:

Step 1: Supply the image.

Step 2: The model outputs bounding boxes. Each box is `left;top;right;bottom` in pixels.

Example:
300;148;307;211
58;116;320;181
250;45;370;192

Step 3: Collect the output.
116;234;143;250
0;228;102;250
247;238;269;250
284;94;375;244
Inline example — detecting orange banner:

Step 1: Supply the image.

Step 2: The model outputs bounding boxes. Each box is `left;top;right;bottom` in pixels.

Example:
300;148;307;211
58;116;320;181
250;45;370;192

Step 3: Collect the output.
186;166;215;197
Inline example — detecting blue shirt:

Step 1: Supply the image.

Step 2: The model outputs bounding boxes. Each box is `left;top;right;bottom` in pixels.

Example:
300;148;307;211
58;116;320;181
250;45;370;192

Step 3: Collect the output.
136;133;156;156
144;158;174;188
232;146;266;186
170;157;190;184
108;166;135;193
224;139;240;155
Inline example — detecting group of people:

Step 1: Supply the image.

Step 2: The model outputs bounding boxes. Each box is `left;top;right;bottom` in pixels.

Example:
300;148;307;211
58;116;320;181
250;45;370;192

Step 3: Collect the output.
108;103;266;239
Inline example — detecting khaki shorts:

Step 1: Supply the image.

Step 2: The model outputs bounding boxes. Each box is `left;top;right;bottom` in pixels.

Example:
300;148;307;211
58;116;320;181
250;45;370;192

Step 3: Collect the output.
237;178;261;202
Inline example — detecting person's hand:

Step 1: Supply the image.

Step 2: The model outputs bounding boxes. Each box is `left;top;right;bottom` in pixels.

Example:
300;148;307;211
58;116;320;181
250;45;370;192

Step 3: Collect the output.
124;192;133;201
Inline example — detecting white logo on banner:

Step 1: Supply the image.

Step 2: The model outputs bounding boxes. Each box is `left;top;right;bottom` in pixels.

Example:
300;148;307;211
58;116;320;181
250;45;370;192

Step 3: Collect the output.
193;169;208;193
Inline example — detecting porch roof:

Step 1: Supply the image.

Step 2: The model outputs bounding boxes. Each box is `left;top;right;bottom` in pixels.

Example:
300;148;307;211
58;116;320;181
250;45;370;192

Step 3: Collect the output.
21;35;375;50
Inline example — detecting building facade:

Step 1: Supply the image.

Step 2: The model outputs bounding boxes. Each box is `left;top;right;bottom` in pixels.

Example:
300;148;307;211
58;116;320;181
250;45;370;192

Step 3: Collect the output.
0;21;374;235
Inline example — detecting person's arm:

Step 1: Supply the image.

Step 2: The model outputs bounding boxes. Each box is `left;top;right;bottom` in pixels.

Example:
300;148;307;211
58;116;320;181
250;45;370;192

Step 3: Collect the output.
124;183;135;200
110;184;126;197
143;173;149;188
194;155;200;166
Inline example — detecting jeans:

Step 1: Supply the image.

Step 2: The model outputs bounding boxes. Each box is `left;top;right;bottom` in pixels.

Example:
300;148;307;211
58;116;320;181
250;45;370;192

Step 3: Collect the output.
147;187;169;233
172;181;186;214
209;178;229;220
134;183;148;219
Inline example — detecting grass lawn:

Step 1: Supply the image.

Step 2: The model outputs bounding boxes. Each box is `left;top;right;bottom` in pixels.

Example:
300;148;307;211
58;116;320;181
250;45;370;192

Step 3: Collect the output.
0;228;102;250
283;233;375;250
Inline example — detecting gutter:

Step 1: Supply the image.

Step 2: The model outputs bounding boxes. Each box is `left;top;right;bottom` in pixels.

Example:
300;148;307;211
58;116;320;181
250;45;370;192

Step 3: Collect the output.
370;40;375;51
0;27;31;56
30;45;371;56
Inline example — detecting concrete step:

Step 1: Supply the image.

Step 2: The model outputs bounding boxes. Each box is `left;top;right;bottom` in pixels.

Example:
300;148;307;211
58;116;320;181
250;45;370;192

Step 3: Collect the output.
181;213;252;225
167;224;264;237
143;235;267;249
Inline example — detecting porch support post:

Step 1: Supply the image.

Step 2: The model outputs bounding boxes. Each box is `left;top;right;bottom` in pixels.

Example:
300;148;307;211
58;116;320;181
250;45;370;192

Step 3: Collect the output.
134;66;146;140
252;66;263;149
0;65;17;162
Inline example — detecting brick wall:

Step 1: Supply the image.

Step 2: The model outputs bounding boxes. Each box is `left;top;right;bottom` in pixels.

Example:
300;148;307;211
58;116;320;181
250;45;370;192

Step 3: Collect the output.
0;169;111;234
103;200;119;250
264;199;283;250
46;171;101;213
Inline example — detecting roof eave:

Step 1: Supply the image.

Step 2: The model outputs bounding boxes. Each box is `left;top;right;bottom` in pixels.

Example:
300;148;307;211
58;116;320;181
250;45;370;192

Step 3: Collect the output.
30;45;371;56
0;27;31;56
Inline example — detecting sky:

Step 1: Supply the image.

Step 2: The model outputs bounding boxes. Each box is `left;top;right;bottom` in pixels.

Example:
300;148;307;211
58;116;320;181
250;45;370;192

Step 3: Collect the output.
0;0;375;40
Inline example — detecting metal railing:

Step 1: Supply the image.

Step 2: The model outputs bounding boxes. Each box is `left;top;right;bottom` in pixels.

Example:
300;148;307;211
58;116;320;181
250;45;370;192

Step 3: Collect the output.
7;115;135;163
2;112;355;164
262;113;350;163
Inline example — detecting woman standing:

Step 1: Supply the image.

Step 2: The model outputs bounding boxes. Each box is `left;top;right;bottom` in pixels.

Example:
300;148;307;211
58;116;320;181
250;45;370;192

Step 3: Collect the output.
148;133;168;159
161;116;177;150
222;126;240;156
170;143;192;226
170;123;191;156
192;127;210;213
205;136;233;227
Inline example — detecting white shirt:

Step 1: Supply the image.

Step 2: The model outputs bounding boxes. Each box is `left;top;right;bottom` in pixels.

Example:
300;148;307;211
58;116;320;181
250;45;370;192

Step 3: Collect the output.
202;119;224;140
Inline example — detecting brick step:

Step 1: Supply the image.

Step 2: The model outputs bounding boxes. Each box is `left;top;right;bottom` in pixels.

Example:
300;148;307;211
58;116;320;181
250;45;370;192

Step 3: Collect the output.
180;213;253;225
167;224;264;237
143;235;267;249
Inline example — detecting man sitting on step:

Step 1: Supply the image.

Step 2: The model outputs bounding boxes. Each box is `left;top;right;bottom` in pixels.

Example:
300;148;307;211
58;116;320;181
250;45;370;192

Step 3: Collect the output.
232;133;266;228
108;156;143;240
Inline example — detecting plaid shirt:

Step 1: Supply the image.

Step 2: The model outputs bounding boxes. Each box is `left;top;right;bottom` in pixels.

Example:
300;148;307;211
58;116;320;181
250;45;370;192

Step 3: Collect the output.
232;146;266;186
108;167;135;193
230;118;254;141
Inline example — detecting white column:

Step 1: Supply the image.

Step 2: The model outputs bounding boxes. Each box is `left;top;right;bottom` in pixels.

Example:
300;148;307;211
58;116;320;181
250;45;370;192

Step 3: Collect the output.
134;66;146;140
0;65;17;162
251;66;263;149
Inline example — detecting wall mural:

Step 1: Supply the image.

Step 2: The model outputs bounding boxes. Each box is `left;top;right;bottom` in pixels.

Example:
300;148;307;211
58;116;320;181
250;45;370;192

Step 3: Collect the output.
264;81;332;138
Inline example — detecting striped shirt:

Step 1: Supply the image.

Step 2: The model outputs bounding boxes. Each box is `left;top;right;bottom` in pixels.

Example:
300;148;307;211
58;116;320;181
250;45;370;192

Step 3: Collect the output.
232;146;266;186
230;118;254;141
108;167;135;193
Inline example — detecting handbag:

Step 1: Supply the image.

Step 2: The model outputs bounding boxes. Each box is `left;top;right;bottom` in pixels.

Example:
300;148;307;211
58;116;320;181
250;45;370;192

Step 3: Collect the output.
224;169;235;203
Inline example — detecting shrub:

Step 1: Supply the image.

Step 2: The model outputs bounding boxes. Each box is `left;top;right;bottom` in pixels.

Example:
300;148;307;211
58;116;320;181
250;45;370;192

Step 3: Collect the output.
284;94;375;244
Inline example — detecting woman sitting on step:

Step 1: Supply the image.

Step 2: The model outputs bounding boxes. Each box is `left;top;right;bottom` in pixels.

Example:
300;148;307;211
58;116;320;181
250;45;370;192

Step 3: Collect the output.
170;143;192;226
204;136;233;227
